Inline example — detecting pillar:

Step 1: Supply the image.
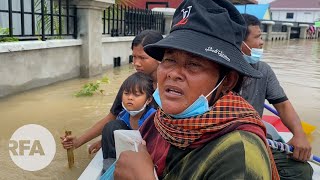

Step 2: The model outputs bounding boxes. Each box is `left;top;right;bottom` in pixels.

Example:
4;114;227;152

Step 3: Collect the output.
299;24;309;39
73;0;114;77
152;8;175;35
282;22;293;40
261;21;275;41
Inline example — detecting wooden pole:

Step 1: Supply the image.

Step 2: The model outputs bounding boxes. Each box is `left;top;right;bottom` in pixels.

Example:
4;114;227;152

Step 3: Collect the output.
65;130;74;168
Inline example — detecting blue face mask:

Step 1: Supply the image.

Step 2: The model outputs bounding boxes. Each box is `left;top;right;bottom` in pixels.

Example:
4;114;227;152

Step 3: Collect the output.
153;76;226;119
243;42;264;64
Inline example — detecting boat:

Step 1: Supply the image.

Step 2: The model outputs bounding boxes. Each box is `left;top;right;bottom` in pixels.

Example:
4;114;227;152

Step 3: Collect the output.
78;149;103;180
78;116;320;180
263;115;320;180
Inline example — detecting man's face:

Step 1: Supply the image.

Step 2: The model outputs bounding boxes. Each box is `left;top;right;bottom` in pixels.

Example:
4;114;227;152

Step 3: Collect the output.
242;25;264;56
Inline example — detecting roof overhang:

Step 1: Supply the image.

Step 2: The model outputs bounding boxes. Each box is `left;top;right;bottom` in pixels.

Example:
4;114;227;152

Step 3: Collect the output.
270;8;320;11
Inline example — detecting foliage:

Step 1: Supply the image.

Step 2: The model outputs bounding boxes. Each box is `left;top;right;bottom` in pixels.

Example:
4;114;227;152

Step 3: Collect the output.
34;0;63;40
74;76;110;97
0;27;19;42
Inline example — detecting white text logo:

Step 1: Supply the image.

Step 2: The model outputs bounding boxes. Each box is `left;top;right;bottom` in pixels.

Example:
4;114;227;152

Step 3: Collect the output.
9;124;56;171
205;47;230;62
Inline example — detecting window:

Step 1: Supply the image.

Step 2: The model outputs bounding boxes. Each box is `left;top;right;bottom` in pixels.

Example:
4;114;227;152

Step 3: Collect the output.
286;13;294;19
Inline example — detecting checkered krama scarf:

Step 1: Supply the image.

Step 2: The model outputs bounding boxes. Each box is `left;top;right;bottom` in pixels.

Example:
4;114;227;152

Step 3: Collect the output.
154;91;279;180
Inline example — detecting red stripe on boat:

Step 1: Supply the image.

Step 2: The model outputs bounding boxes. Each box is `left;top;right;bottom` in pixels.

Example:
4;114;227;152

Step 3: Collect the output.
262;115;290;132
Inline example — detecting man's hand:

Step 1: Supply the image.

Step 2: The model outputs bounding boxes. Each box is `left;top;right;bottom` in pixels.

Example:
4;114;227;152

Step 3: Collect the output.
287;133;312;162
273;101;312;162
114;143;156;180
88;140;101;154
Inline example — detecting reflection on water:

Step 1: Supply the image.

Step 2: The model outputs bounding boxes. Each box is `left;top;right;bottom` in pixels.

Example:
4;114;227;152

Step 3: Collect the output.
0;39;319;179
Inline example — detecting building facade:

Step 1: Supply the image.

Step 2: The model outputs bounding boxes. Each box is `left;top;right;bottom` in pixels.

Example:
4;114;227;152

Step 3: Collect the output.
270;0;320;23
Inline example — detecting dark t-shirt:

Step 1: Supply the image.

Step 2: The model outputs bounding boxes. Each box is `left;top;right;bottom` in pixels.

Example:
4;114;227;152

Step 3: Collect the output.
240;61;288;117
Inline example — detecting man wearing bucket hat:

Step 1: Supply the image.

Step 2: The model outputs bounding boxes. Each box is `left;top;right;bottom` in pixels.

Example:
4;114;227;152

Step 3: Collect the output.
240;14;313;180
114;0;280;179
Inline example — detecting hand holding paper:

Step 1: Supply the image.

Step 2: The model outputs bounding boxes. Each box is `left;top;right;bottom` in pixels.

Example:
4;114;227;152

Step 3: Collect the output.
113;130;159;180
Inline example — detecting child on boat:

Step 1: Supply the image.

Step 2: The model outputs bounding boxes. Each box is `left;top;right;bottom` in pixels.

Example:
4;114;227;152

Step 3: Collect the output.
101;72;156;159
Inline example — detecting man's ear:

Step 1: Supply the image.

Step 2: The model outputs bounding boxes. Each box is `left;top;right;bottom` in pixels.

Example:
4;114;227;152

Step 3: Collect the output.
241;43;245;52
222;71;239;93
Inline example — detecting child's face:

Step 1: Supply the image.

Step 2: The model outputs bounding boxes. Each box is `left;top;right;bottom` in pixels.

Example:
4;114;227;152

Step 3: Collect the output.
122;88;149;111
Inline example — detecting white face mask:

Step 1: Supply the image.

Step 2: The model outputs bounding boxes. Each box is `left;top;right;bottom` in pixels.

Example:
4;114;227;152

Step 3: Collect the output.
153;76;226;118
243;42;264;64
122;101;148;117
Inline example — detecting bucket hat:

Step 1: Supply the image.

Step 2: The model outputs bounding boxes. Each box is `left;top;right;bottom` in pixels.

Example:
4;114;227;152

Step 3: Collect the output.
144;0;262;78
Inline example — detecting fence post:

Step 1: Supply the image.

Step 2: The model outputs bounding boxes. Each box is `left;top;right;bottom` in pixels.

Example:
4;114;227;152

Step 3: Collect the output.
261;21;275;41
282;22;293;40
72;0;114;78
152;8;175;35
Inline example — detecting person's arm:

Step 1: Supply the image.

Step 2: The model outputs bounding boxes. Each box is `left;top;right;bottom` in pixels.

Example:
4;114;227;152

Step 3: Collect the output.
77;112;117;147
61;112;117;149
61;86;124;150
273;101;311;162
264;63;311;161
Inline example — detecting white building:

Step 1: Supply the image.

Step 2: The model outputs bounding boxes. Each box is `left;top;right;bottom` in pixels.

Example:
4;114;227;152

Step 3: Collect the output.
270;0;320;23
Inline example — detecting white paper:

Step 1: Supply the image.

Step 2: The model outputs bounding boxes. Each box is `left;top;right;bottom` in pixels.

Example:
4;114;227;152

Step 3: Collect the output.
114;130;143;159
114;130;159;180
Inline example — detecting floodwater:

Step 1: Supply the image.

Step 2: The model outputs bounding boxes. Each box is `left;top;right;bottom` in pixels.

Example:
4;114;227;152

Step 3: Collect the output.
0;39;319;179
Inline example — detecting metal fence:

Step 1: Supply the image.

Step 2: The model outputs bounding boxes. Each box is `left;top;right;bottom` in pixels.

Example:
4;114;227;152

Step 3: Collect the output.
102;4;165;37
0;0;77;41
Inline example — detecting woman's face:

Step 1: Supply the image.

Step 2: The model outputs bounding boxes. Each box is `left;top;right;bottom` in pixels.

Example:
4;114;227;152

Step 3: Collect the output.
132;45;159;77
157;49;222;115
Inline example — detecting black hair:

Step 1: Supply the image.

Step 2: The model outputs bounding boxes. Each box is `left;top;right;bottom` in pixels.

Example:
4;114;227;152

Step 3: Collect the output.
120;72;154;100
242;14;261;40
131;30;163;50
233;75;244;93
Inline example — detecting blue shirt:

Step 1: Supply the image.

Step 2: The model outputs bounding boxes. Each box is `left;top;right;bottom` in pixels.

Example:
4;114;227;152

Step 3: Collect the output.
116;106;156;129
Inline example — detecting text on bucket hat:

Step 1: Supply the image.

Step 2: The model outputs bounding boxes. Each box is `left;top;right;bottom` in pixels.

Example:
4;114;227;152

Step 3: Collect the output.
144;0;262;78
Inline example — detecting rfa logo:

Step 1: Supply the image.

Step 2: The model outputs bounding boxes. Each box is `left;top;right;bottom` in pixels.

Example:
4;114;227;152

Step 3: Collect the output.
8;124;56;171
174;6;192;26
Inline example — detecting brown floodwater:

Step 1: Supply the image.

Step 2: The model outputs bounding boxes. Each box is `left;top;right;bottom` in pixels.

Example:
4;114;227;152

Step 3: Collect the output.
0;39;319;179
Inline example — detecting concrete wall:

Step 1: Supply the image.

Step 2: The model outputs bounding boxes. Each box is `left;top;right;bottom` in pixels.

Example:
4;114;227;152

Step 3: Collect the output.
261;32;267;40
0;36;136;98
271;10;320;23
261;31;287;41
101;36;134;69
0;40;82;98
0;0;159;98
269;32;287;40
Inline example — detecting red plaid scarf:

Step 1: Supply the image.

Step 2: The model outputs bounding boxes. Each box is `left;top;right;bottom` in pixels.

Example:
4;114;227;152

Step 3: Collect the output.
154;91;279;180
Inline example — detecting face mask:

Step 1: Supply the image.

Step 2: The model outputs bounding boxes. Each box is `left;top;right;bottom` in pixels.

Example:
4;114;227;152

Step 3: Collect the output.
243;42;264;64
153;76;226;119
122;101;147;117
